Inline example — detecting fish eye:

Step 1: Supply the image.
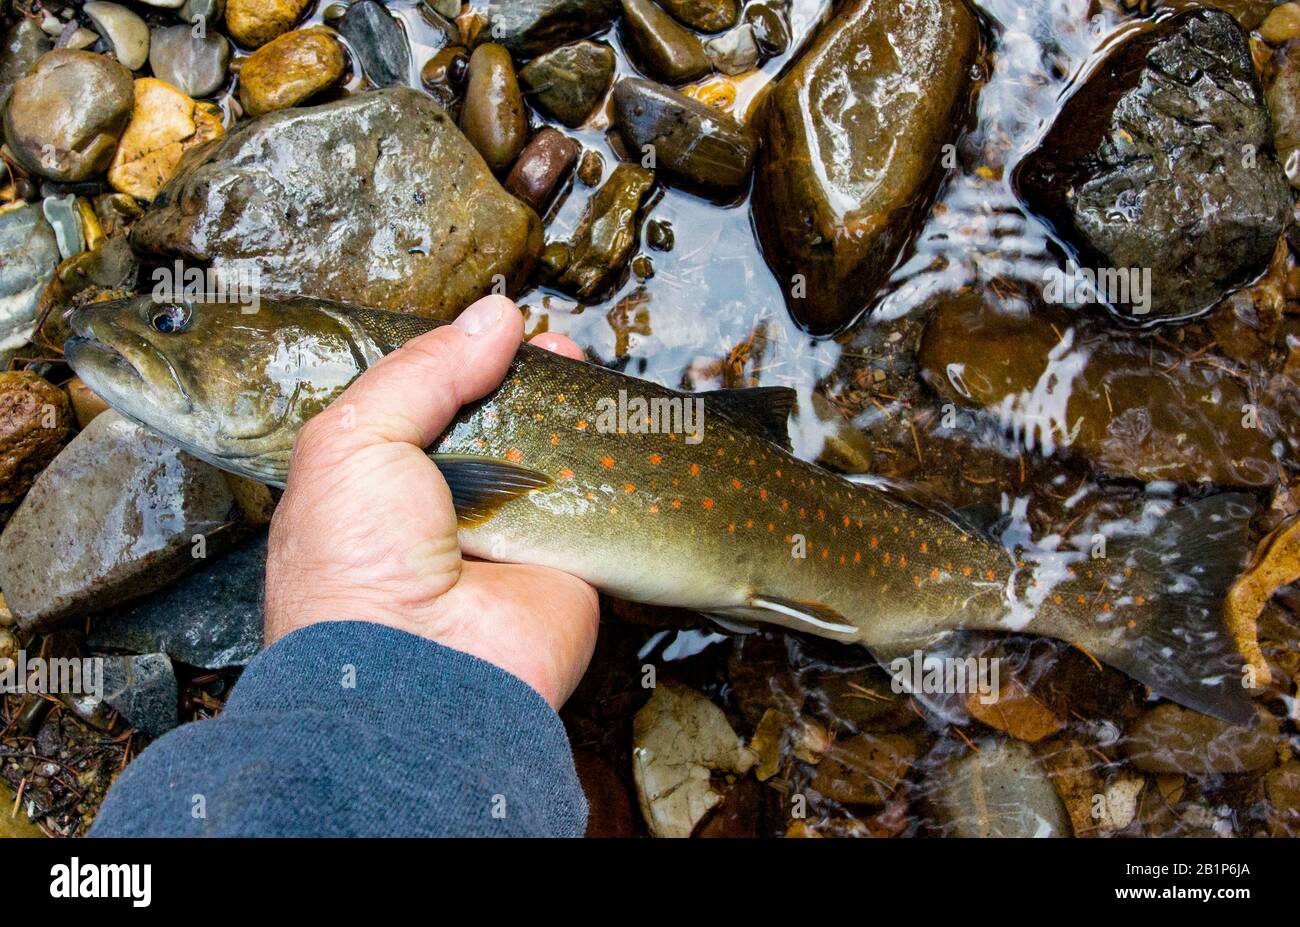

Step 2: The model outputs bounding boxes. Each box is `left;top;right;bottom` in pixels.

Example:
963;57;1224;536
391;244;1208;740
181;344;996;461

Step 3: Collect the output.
149;304;192;334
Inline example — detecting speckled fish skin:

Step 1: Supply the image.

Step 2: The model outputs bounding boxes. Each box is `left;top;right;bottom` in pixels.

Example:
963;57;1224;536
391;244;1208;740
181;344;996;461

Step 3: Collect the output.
64;297;1256;722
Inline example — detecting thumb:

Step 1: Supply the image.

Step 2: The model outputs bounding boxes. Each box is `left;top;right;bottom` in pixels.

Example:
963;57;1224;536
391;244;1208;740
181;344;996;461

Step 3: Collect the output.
296;296;524;457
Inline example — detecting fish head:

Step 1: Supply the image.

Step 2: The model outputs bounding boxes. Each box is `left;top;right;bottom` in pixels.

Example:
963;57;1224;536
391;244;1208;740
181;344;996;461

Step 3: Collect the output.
65;296;374;486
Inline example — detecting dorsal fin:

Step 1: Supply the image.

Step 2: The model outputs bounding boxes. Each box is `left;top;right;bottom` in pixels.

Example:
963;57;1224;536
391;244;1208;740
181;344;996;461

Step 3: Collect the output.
699;387;796;450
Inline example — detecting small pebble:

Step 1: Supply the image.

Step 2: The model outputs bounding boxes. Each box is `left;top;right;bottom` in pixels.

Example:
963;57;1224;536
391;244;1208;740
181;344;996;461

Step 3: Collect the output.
577;148;605;186
1262;3;1300;44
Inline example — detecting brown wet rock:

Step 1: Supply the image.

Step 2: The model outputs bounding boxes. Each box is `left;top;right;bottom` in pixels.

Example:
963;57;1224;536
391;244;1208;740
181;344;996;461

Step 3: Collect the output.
420;46;469;112
620;0;712;85
1123;704;1280;774
1262;2;1300;44
752;0;979;335
0;19;50;109
238;28;346;117
805;666;914;733
661;0;737;34
3;51;134;183
612;78;755;201
744;2;789;57
505;127;580;215
576;148;605;186
0;371;73;505
573;749;634;837
108;78;225;202
556;163;655;300
918;292;1279;487
225;0;312;49
460;44;529;174
810;732;918;806
64;377;110;430
1015;9;1291;322
132;89;542;319
469;0;620;58
0;411;242;633
518;40;615;128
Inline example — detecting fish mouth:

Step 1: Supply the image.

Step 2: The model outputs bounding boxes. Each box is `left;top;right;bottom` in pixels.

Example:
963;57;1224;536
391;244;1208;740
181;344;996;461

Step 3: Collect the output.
64;320;193;417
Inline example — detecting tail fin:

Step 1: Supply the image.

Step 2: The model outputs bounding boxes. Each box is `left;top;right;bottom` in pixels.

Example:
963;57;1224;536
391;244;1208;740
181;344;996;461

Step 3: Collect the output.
1043;493;1259;725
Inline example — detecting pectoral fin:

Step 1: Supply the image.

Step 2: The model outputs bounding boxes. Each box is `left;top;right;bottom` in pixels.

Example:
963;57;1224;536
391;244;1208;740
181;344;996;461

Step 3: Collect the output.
431;454;552;525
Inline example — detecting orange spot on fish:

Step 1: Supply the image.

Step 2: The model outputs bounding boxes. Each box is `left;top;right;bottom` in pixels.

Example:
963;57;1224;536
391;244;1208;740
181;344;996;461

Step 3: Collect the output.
505;448;523;462
559;468;574;480
842;515;850;528
576;420;588;430
624;483;636;493
703;498;715;509
817;509;825;520
1076;595;1087;605
649;504;660;513
883;553;892;565
962;567;972;577
745;519;753;529
899;555;907;569
672;500;682;509
985;570;996;581
1135;595;1145;606
728;523;736;533
774;469;782;477
853;551;861;564
556;394;566;402
649;453;662;465
930;567;940;579
821;548;829;559
839;554;846;565
690;463;701;476
920;542;928;554
731;478;742;490
914;576;922;586
869;536;879;549
782;500;789;511
550;433;559;446
601;456;615;469
759;489;769;501
609;505;618;514
767;523;775;533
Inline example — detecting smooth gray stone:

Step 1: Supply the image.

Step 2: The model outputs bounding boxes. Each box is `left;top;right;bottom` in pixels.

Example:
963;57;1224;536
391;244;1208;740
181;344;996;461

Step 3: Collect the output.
0;203;60;352
90;533;267;670
102;653;178;738
149;24;230;98
340;0;412;88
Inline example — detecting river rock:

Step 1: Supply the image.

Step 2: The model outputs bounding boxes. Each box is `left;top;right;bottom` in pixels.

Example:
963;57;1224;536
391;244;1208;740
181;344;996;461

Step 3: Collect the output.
238;27;345;117
518;40;615;128
42;194;84;260
752;0;979;334
744;1;789;57
182;0;226;24
1262;2;1300;43
556;163;655;300
471;0;620;58
0;371;73;505
1123;704;1279;774
108;78;225;202
340;0;412;88
83;2;150;71
660;0;737;33
505;127;580;214
0;203;60;353
0;411;242;633
226;0;312;48
703;23;759;76
148;24;231;98
1265;761;1300;835
460;43;528;174
3;50;135;183
132;88;542;317
1015;9;1290;322
420;45;470;112
918;292;1278;486
101;653;178;737
1266;41;1300;183
612;77;755;200
89;532;266;669
0;20;50;109
620;0;711;85
927;739;1072;837
65;377;110;429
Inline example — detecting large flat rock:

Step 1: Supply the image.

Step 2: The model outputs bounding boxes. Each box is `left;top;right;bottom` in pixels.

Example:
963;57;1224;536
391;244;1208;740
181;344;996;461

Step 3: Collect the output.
131;88;542;319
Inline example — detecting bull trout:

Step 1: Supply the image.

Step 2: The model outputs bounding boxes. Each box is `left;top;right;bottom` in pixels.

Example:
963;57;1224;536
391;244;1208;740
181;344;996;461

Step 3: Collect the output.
64;297;1258;722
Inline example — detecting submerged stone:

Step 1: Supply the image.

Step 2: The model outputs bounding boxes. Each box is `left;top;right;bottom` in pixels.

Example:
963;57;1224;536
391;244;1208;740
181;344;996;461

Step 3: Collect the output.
612;77;755;201
917;292;1279;486
238;27;346;117
556;163;656;300
148;24;231;99
518;40;615;128
339;0;412;88
131;89;542;318
927;739;1071;837
471;0;620;58
0;371;73;505
752;0;979;334
620;0;712;85
101;652;178;738
0;203;60;353
1015;9;1291;322
460;43;528;174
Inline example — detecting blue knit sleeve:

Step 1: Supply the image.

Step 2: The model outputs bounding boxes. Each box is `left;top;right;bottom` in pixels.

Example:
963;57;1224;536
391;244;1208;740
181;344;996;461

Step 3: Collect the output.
88;621;588;837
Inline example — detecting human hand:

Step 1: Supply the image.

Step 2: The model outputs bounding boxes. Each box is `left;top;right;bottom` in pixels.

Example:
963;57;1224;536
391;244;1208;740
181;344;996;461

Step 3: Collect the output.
264;296;600;709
